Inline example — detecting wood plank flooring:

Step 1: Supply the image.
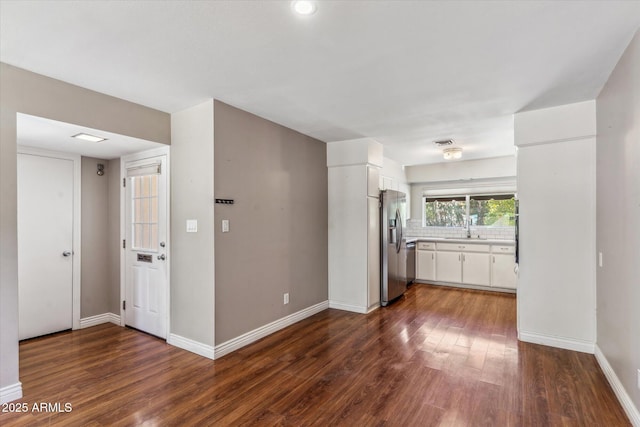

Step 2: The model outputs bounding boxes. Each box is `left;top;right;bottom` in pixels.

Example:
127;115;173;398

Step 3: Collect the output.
0;284;630;426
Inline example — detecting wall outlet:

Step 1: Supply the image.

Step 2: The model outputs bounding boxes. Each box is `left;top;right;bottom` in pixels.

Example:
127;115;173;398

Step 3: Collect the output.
284;293;289;305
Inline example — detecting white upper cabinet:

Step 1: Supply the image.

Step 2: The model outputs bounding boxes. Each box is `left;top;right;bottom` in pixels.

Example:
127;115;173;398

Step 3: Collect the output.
367;166;380;197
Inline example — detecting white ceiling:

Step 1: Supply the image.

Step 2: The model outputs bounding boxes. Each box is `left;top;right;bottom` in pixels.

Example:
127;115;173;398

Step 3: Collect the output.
17;114;163;160
2;1;639;165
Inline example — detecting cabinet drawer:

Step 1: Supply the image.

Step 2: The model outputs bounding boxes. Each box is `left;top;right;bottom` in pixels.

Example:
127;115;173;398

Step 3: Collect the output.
417;242;435;250
462;244;490;253
492;245;515;254
438;242;490;252
436;242;461;251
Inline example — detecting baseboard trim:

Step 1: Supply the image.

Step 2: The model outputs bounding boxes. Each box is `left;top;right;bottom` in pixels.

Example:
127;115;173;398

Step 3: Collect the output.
328;301;368;314
0;382;22;404
215;300;329;359
79;313;121;329
595;345;640;426
367;303;380;313
518;330;595;354
167;333;215;360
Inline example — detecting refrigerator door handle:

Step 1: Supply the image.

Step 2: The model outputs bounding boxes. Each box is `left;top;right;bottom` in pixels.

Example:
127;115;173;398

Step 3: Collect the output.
396;208;402;253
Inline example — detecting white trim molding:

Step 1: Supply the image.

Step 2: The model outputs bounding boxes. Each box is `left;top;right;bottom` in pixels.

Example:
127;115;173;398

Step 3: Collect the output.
328;301;368;314
167;333;215;360
79;313;121;329
215;301;329;359
518;330;595;354
595;346;640;426
0;382;23;404
120;146;171;339
367;303;380;314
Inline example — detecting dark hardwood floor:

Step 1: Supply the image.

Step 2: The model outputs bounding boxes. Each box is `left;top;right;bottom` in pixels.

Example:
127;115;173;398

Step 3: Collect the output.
1;284;630;426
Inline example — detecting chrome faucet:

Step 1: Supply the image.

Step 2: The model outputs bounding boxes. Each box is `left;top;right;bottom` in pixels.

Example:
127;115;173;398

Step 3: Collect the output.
466;218;472;238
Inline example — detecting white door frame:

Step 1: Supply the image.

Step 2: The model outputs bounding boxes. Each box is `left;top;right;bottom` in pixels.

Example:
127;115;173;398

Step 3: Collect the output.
120;146;171;336
17;146;82;331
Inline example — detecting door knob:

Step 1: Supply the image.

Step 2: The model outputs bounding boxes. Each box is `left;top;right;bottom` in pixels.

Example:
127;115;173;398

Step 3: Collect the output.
157;254;166;261
62;251;72;257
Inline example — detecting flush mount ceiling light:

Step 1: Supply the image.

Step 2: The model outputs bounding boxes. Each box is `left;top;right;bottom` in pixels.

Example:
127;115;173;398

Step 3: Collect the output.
443;147;463;160
72;133;107;143
292;0;317;15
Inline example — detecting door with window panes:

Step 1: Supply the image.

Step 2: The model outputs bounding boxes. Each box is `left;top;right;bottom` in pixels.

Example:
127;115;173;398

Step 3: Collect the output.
124;153;168;339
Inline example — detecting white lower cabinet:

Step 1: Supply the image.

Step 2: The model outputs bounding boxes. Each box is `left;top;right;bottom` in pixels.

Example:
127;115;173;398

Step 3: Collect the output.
462;252;490;286
417;250;436;281
435;251;462;283
491;245;517;289
417;241;515;291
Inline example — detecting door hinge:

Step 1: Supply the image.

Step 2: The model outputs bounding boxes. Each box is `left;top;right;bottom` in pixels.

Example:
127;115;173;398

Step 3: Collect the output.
123;178;126;187
122;239;126;249
122;300;126;310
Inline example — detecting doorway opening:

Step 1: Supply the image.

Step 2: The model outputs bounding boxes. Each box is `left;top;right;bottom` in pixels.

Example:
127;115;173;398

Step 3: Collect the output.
16;113;169;340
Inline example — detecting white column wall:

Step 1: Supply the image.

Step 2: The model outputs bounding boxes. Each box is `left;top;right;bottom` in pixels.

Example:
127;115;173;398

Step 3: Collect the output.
515;101;596;352
327;138;383;313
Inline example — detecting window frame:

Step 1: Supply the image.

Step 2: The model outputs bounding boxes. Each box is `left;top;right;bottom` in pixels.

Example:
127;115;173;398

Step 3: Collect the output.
422;193;516;228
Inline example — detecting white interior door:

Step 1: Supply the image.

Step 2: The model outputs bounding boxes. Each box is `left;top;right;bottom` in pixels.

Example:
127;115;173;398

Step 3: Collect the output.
123;151;168;339
18;153;75;340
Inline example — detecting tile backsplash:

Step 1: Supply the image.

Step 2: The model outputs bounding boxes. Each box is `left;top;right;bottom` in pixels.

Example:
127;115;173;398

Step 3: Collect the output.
405;219;515;240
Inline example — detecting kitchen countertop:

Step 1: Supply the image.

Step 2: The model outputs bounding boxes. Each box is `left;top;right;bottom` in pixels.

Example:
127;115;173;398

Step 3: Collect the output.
405;237;515;245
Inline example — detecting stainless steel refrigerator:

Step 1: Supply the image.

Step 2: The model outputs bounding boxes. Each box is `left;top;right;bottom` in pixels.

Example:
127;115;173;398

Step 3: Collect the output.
380;189;407;306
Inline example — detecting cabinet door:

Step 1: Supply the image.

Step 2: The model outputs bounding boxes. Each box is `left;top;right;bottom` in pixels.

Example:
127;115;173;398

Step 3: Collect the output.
491;254;517;289
436;251;461;283
417;250;436;281
367;197;381;306
462;252;490;286
367;166;380;197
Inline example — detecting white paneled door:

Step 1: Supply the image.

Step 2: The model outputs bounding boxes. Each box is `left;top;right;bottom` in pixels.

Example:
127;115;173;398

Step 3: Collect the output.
18;153;75;340
124;150;168;339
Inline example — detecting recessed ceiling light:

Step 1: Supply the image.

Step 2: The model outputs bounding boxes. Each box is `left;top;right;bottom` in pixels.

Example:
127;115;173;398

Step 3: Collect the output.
72;133;107;143
292;0;317;16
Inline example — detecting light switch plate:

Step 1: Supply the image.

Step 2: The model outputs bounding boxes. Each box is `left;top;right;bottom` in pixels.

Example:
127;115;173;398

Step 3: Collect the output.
222;219;230;233
186;219;198;233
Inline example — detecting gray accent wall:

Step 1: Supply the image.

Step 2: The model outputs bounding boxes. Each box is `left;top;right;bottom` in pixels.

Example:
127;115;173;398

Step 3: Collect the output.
214;100;328;345
596;30;640;410
80;157;111;318
0;62;170;399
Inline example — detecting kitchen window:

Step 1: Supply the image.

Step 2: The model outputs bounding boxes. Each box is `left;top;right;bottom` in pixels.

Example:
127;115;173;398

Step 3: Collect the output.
424;194;515;227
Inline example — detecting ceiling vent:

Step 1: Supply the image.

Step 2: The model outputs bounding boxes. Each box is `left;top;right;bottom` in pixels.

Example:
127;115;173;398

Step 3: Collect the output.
433;139;454;146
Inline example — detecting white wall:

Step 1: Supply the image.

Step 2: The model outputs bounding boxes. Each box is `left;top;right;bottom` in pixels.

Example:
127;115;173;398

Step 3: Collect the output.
405;155;516;183
596;30;640;418
407;156;517;219
515;101;596;353
169;100;215;349
327;138;382;313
